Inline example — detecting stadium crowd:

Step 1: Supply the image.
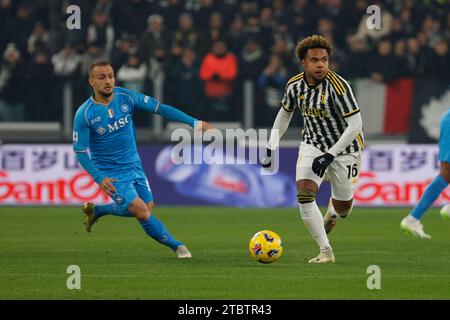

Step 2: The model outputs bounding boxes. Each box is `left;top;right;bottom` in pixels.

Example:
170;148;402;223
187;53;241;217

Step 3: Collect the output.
0;0;449;125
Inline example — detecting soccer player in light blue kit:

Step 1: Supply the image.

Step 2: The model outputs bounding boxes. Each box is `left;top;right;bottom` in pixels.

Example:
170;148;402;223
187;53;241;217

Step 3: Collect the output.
73;60;213;258
401;108;450;239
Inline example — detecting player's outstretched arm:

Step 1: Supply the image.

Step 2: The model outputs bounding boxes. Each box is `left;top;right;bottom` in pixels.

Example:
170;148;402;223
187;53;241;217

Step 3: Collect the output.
262;107;293;168
156;103;214;132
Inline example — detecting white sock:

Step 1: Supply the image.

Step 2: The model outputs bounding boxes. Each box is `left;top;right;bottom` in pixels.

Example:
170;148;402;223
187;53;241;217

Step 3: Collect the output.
326;200;339;220
299;201;330;249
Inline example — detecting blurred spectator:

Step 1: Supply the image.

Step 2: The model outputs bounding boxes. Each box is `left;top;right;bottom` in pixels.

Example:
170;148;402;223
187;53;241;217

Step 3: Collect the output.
257;54;288;126
354;1;393;46
117;51;147;92
228;14;247;54
368;38;397;83
273;19;295;55
27;21;50;56
322;0;353;47
81;45;107;82
87;10;115;59
398;7;416;37
95;0;113;19
0;43;26;121
392;39;410;78
259;7;276;40
287;0;315;40
204;12;228;52
239;38;265;81
111;33;137;71
424;39;449;82
0;0;13;52
147;45;171;97
169;48;203;118
271;0;288;21
159;0;184;31
26;51;55;121
245;14;271;50
140;14;169;62
343;35;369;78
171;12;204;60
389;18;405;42
51;45;81;80
405;37;426;78
421;14;441;47
195;0;221;28
3;4;35;56
271;37;296;74
111;0;151;37
199;40;238;121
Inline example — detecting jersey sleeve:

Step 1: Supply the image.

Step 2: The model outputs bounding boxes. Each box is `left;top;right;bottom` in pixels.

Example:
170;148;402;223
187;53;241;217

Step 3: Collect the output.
330;72;360;118
280;82;297;112
72;106;106;184
117;87;160;113
73;107;90;152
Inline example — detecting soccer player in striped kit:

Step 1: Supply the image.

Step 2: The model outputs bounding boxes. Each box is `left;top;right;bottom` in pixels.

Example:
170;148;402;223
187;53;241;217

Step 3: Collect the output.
263;35;365;263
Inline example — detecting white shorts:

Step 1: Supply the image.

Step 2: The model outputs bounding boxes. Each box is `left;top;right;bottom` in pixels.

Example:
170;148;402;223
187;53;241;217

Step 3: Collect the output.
295;143;362;201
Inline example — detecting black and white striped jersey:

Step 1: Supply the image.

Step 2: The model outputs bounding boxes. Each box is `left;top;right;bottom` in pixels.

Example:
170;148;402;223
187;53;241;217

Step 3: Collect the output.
281;70;365;155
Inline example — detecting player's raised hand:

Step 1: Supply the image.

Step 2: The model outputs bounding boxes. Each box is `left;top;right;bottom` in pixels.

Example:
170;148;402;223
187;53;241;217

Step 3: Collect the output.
99;177;117;194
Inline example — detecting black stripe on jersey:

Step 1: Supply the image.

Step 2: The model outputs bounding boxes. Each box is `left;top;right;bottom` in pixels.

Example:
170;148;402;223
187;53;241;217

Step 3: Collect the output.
311;87;334;149
321;83;341;144
335;89;352;114
285;72;304;89
342;109;360;118
331;71;359;111
345;144;352;154
324;81;346;137
302;89;319;146
326;73;345;95
329;71;347;94
304;88;322;146
352;139;359;152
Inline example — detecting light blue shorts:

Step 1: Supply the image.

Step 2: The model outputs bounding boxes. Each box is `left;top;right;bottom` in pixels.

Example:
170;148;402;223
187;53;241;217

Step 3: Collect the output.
108;167;154;210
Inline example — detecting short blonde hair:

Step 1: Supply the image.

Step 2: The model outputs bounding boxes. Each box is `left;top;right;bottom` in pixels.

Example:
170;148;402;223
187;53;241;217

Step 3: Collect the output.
295;34;332;61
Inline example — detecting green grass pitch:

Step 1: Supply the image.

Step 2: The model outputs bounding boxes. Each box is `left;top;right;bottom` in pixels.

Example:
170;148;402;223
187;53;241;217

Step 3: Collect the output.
0;206;449;299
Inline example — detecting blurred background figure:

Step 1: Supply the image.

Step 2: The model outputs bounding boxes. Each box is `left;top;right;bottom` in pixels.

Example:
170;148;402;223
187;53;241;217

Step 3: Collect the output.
117;49;147;92
169;47;203;119
199;39;238;121
257;54;288;126
0;43;25;121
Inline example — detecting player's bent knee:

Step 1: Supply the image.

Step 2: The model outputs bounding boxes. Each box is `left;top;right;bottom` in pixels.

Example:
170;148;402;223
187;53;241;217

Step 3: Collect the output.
297;189;317;204
135;209;150;221
333;200;353;218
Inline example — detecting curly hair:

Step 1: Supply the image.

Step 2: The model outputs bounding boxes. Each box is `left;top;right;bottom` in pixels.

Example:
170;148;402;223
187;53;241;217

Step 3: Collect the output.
295;35;332;61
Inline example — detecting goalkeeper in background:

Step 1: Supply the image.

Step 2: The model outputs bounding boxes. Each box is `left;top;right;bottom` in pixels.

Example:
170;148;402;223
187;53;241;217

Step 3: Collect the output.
401;109;450;239
73;60;213;258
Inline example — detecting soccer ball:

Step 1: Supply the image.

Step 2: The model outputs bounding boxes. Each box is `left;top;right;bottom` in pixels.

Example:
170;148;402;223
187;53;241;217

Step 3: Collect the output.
440;204;450;220
249;230;283;264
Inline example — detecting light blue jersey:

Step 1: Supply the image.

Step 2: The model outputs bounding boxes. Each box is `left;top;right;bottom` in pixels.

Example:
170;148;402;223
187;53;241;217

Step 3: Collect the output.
73;86;158;174
439;109;450;162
